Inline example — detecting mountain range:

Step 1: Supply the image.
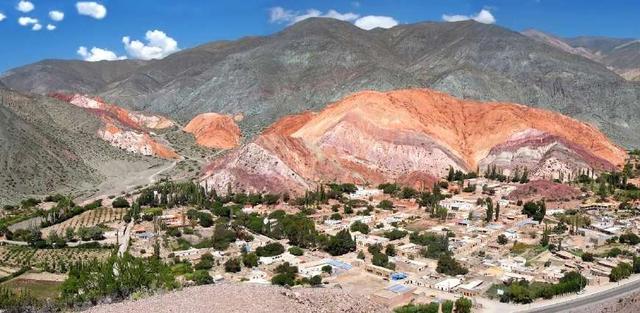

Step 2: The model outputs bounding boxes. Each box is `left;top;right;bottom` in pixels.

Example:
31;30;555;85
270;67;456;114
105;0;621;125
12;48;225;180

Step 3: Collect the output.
202;89;626;194
523;29;640;81
1;18;639;148
0;18;638;202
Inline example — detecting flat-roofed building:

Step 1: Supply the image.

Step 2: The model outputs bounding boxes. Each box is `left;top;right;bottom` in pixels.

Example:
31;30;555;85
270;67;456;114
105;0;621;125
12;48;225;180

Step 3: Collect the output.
371;284;416;307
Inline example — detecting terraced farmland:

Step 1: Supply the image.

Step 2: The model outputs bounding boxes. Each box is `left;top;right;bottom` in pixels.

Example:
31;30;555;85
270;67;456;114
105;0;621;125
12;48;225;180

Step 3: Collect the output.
0;245;111;273
43;207;126;236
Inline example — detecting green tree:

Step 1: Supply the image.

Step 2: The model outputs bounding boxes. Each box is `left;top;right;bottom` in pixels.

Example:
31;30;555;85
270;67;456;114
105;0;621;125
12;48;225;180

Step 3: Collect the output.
325;229;356;256
350;221;370;234
497;234;508;245
454;297;472;313
485;198;493;223
442;300;454;313
243;253;258;268
224;258;242;273
436;254;468;276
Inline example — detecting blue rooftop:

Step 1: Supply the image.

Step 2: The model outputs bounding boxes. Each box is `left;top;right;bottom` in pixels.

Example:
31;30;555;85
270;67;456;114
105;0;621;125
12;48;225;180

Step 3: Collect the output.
327;259;352;270
391;272;408;280
387;284;412;294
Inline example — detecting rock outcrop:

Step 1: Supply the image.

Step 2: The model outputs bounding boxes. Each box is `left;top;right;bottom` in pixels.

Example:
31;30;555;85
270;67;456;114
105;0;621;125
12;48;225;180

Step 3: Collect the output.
202;89;626;194
184;113;241;149
51;93;179;159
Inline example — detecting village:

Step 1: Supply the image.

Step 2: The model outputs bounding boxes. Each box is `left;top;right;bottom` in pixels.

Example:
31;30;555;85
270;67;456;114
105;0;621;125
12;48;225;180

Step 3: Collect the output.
117;162;640;312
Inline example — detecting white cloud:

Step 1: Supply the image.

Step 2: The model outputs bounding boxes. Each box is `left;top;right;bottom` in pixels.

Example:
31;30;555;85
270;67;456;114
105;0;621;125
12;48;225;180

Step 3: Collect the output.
269;7;359;24
32;23;41;31
0;13;6;22
77;46;126;62
268;7;398;30
354;15;398;30
76;2;107;20
442;9;496;24
49;10;65;22
46;24;56;31
122;30;180;60
16;1;34;13
18;16;38;26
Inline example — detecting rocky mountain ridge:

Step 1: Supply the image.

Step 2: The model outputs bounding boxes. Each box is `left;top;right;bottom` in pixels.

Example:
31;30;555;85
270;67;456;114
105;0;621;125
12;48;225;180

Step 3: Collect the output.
2;18;639;147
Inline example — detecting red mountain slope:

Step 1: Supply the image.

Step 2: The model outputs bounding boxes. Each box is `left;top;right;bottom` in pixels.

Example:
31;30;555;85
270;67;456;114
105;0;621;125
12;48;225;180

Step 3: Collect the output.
50;93;179;159
202;89;627;194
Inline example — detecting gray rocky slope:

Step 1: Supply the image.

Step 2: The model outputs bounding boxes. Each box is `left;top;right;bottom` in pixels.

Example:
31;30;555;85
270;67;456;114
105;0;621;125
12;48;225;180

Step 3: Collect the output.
2;18;640;147
0;88;163;205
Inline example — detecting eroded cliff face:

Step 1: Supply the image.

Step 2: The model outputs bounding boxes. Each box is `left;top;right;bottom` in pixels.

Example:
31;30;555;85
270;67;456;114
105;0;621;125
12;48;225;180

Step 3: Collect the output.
51;93;179;159
202;89;627;194
183;113;242;149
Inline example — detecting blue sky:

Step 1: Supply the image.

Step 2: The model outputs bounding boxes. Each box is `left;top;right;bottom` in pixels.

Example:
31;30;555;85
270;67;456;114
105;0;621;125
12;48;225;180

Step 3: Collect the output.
0;0;638;73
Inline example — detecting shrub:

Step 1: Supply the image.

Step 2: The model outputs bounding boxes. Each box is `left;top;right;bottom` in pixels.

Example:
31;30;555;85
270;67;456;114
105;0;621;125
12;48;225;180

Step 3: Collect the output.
288;246;304;256
256;242;285;257
224;258;242;273
112;197;130;208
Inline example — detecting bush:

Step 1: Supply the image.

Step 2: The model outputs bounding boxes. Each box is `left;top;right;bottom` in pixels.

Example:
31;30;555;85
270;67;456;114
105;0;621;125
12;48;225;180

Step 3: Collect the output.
377;200;394;210
288;246;304;256
309;275;322;286
454;297;472;313
224;258;242;273
497;234;509;245
581;252;595;262
112;197;130;208
271;262;298;286
395;303;439;313
188;270;213;285
442;300;454;313
256;242;285;257
619;232;640;245
436;254;468;276
610;262;633;282
350;221;370;234
243;253;258;268
324;229;356;256
384;229;408;241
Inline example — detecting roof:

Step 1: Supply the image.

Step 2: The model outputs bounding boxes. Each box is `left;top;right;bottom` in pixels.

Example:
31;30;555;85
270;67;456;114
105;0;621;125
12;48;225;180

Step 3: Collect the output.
386;284;412;294
459;280;483;290
327;259;352;270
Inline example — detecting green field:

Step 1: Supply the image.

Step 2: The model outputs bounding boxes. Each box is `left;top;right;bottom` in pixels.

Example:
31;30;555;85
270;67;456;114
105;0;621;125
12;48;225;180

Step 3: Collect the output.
1;277;62;300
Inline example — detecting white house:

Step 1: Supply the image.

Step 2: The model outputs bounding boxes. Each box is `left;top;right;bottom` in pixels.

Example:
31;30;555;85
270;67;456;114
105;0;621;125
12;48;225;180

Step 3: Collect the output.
434;278;462;292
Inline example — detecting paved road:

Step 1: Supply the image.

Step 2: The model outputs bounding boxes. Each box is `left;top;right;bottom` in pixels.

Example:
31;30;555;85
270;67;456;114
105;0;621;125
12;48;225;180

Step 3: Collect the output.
519;278;640;313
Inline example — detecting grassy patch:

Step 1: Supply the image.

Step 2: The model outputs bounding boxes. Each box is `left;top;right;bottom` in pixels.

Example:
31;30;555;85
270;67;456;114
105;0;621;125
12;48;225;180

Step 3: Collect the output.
1;278;61;300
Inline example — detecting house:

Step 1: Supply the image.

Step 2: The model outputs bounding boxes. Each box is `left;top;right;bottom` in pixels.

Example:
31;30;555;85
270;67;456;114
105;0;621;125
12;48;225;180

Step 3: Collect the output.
397;243;422;259
353;232;390;247
439;197;477;212
458;280;484;297
364;263;395;278
434;278;461;292
159;213;189;228
349;187;382;200
349;215;374;225
173;247;222;262
371;284;416;307
298;259;352;278
258;252;298;266
580;203;615;211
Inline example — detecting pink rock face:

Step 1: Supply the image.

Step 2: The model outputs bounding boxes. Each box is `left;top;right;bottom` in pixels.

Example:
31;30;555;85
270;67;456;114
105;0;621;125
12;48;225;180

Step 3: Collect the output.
202;88;627;194
183;113;242;149
50;93;179;159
